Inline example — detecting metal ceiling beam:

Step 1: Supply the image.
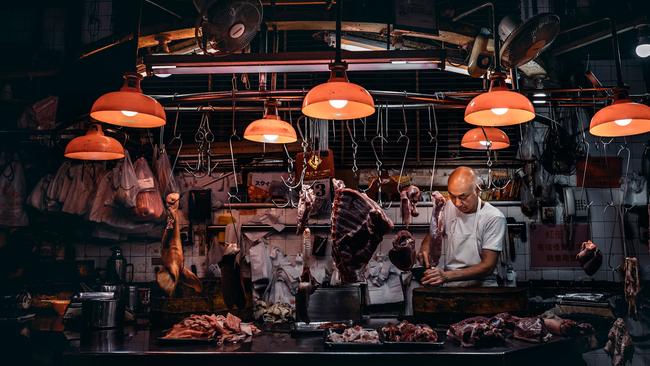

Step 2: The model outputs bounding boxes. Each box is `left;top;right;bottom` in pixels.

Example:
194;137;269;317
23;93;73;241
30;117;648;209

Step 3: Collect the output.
145;49;445;75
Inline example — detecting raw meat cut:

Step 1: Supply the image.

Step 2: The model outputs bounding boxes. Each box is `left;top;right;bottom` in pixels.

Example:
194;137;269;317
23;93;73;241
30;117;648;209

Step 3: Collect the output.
156;193;203;297
400;185;421;228
624;257;640;319
576;240;602;276
296;184;316;234
388;230;416;271
543;317;594;336
513;317;551;343
421;191;446;267
604;318;634;366
330;179;394;283
447;316;508;347
327;326;380;344
381;321;438;342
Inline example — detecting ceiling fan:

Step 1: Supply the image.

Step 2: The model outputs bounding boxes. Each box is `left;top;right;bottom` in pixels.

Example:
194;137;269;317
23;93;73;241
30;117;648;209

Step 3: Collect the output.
195;0;263;56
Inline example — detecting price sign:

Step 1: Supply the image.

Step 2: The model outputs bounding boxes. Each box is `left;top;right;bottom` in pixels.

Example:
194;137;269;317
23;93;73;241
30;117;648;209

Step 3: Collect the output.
529;224;590;268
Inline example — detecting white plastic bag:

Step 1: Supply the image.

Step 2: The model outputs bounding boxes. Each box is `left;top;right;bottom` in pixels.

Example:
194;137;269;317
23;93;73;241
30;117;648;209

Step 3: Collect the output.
62;163;104;215
113;150;139;208
0;160;29;227
27;174;54;211
47;161;72;208
154;146;178;197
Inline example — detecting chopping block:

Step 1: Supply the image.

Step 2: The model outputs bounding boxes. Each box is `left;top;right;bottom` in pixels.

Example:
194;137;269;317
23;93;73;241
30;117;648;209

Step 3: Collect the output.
413;287;528;322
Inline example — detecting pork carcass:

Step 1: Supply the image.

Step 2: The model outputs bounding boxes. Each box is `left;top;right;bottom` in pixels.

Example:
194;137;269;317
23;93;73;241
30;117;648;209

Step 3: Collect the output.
296;184;316;234
330;179;394;283
576;240;602;276
421;191;446;267
604;318;634;366
624;257;640;319
156;193;202;297
400;185;421;228
513;317;552;343
389;230;416;271
381;321;438;342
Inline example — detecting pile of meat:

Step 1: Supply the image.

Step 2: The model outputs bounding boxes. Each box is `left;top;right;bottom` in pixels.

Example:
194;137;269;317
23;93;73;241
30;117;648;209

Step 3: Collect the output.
389;230;416;271
381;321;438;342
447;313;594;347
327;325;380;344
576;240;602;276
317;322;349;331
330;179;394;283
400;185;421;228
162;313;261;344
253;300;295;324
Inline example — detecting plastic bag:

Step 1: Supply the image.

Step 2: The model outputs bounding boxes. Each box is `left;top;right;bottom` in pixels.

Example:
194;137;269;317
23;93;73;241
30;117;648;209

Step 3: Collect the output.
133;157;164;221
0;160;29;227
113;150;139;208
47;161;72;208
62;163;104;215
154;146;178;197
27;174;54;211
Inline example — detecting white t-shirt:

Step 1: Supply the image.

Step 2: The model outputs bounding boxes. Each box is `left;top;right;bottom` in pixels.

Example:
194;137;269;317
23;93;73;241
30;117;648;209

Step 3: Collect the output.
433;199;506;286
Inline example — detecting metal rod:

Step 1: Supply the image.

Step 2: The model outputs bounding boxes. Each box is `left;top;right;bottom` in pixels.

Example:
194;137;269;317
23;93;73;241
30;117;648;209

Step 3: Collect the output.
144;0;182;19
609;18;625;87
335;0;342;64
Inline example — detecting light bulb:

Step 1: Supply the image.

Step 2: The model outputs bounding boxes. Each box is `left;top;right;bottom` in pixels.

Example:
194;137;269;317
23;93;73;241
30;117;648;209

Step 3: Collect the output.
121;110;138;117
636;44;650;58
614;118;632;126
491;107;509;116
479;140;491;146
328;99;348;109
263;134;279;142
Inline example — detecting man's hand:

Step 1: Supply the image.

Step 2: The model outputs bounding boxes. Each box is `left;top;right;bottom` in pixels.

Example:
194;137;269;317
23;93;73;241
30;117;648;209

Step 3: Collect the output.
421;267;447;286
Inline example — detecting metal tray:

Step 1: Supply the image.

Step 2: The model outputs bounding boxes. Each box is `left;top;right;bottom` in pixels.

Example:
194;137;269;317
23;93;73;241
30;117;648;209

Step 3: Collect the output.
377;328;444;349
292;320;354;336
323;328;382;349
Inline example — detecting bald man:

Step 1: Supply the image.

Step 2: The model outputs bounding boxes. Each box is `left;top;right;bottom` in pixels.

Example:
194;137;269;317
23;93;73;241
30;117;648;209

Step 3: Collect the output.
419;167;506;287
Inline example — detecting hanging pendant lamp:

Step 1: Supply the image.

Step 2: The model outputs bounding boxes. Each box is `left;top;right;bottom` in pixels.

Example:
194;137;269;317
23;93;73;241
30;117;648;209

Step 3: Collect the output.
90;72;166;128
464;71;535;126
244;99;297;143
589;19;650;137
64;124;125;160
461;127;510;150
456;3;534;127
301;0;374;120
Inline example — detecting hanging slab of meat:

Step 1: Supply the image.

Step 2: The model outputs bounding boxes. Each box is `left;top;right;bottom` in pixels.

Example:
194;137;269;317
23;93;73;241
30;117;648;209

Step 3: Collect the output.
604;318;634;366
296;184;316;234
400;185;421;228
295;228;318;323
543;317;594;336
389;230;416;271
425;191;447;267
156;193;202;297
576;240;603;276
624;257;640;319
330;179;394;283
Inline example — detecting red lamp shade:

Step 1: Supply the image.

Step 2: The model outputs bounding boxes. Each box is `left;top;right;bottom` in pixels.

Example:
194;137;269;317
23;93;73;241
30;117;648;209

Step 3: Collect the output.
302;64;375;120
589;98;650;137
464;72;535;126
244;114;297;144
461;127;510;150
64;124;125;160
90;73;166;128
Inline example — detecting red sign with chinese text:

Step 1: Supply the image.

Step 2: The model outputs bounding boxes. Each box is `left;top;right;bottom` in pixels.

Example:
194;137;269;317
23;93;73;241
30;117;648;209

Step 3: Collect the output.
529;224;591;268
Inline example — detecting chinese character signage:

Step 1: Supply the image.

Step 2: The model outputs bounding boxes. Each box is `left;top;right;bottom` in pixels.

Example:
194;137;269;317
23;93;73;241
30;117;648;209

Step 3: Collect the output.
529;223;590;268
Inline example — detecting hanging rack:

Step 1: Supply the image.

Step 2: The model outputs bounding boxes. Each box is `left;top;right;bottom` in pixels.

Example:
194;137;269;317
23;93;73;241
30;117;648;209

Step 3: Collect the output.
168;105;183;171
428;103;439;194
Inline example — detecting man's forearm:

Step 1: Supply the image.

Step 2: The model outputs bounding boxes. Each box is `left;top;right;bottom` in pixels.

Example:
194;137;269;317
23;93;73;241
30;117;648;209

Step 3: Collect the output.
444;263;493;282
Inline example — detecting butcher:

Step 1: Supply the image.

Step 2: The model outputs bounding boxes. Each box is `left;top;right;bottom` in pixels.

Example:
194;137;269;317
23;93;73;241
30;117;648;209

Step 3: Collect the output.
419;166;506;287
